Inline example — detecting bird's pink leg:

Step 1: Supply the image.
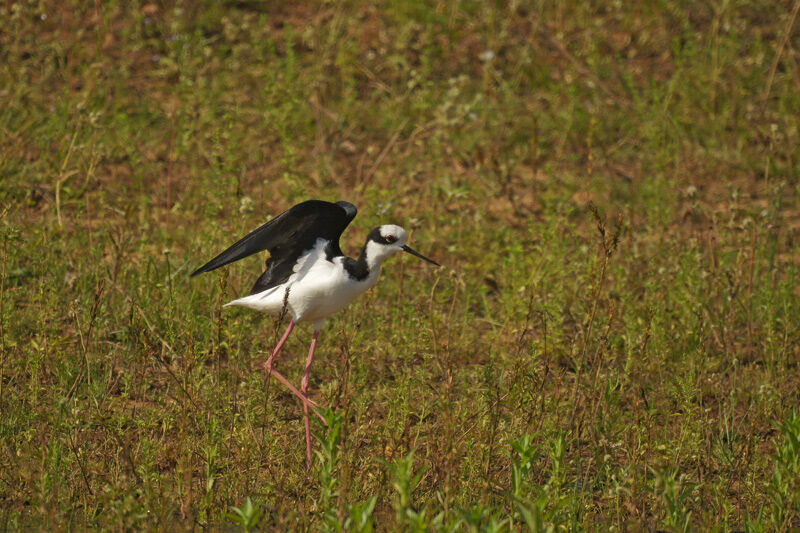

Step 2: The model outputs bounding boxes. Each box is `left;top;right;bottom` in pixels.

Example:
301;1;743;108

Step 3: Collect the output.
264;321;327;425
265;320;295;371
301;328;320;470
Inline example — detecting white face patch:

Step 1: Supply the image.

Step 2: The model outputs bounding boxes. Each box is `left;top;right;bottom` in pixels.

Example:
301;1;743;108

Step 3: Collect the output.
379;224;407;245
363;225;407;271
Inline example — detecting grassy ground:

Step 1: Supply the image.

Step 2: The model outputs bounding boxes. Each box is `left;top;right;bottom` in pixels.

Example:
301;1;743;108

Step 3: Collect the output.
2;0;800;530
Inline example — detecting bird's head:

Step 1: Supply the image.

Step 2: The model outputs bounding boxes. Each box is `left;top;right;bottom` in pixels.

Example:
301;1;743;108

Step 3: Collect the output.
364;225;440;269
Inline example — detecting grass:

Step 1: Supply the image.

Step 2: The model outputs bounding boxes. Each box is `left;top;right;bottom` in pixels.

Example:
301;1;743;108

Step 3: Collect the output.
1;0;800;529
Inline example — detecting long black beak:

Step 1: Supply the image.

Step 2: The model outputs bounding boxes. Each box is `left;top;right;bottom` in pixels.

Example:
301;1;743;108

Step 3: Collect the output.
402;245;441;267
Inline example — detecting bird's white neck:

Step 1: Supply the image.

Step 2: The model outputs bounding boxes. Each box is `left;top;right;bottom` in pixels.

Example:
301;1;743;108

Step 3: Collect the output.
362;240;397;272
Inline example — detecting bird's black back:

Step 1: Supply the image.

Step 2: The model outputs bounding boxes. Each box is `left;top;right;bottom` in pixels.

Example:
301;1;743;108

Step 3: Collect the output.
191;200;358;294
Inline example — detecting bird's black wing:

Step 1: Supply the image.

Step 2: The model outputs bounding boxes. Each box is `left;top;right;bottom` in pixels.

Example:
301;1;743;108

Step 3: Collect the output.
191;200;358;294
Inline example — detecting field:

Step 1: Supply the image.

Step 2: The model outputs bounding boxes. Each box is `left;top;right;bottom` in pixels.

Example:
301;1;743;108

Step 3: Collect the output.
2;0;800;530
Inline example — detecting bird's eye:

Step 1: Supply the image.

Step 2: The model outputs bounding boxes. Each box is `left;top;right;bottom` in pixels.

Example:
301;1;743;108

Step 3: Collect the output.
385;235;397;243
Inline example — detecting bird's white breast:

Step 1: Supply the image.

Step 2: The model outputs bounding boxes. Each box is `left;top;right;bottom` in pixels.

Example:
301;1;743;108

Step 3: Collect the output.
223;239;380;324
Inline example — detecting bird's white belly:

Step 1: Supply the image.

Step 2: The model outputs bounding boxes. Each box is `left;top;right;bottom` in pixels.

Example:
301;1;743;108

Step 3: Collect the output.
290;274;372;322
224;252;380;324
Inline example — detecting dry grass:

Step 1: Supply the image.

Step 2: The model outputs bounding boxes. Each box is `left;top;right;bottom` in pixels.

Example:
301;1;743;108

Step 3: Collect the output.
2;0;800;530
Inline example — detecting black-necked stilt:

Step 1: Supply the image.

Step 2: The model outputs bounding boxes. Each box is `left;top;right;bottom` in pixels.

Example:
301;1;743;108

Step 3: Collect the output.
192;200;440;467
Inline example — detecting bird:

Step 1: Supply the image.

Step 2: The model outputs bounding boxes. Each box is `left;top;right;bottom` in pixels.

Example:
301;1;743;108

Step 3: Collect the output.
191;200;440;468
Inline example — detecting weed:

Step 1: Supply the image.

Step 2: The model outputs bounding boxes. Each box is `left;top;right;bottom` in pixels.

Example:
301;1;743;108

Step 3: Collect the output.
227;497;262;532
765;411;800;530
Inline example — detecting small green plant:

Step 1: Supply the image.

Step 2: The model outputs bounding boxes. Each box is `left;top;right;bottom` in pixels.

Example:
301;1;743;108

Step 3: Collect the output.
459;505;509;533
510;432;575;532
510;434;540;499
743;507;768;533
316;408;344;531
227;497;262;533
766;411;800;530
388;451;427;529
343;495;378;533
513;496;551;533
315;409;378;532
650;467;697;532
